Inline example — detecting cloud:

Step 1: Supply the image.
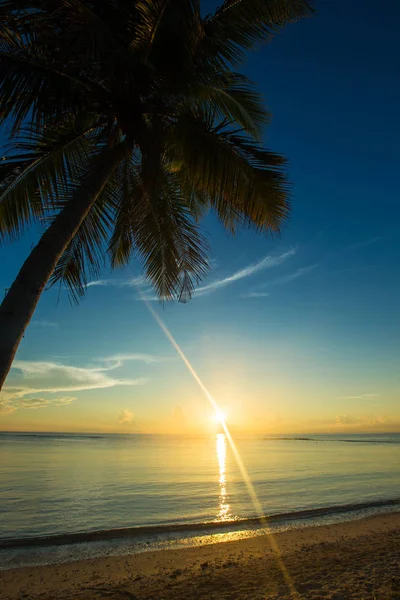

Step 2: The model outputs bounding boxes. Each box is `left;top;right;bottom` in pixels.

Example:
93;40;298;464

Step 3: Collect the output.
102;353;170;368
85;276;157;302
336;414;364;425
243;262;317;298
134;292;166;303
346;237;383;251
19;396;76;408
85;280;111;288
0;353;163;414
130;250;296;302
2;357;148;414
335;414;389;426
193;249;296;297
86;251;296;302
0;394;76;415
209;257;219;269
2;352;161;414
85;276;146;289
117;409;134;424
31;320;58;328
241;291;271;299
337;393;379;400
269;264;319;286
8;360;145;394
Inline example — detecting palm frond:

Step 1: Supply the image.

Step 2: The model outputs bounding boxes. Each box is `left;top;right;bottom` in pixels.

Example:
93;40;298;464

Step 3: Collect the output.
0;0;308;309
0;115;105;243
107;153;142;269
202;0;314;67
55;0;126;63
166;111;289;234
185;72;268;138
107;144;210;302
133;0;203;84
132;141;210;301
48;195;114;304
0;24;106;133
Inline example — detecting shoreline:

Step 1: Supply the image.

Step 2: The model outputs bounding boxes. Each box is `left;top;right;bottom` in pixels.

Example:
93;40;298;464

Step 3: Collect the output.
1;512;399;599
2;496;399;549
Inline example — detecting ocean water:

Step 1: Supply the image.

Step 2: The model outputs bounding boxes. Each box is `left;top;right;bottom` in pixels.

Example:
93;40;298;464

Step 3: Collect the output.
0;432;399;566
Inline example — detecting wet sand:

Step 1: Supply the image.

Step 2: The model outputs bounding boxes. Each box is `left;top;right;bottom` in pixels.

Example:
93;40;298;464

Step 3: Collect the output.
2;512;399;599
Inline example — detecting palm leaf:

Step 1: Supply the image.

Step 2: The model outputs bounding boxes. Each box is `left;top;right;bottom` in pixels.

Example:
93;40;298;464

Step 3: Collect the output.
0;115;104;242
185;72;269;138
0;0;309;308
48;195;114;303
202;0;314;67
55;0;127;63
132;135;210;301
133;0;202;60
107;153;142;269
108;145;210;302
166;111;289;233
0;24;107;133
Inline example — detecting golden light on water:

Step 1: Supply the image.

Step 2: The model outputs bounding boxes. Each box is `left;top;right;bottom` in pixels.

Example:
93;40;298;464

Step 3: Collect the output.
142;298;301;600
216;433;231;521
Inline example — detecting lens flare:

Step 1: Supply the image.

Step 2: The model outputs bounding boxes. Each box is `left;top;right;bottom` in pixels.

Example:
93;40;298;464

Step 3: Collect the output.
141;297;300;599
214;408;226;424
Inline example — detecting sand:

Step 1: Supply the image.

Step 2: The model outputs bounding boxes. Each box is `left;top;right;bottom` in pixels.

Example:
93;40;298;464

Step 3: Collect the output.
1;512;400;600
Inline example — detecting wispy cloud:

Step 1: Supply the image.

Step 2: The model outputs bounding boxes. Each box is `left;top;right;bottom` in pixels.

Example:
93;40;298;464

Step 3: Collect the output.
1;352;156;414
193;249;296;297
85;251;296;302
241;291;271;299
269;264;319;286
102;353;171;368
7;360;145;394
335;414;389;426
0;394;76;415
85;276;145;289
117;409;135;424
85;276;156;302
337;393;380;400
243;262;318;298
346;236;383;252
31;320;58;328
85;280;111;288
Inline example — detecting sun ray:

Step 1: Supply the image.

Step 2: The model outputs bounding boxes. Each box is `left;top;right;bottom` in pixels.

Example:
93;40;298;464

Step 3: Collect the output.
141;297;301;599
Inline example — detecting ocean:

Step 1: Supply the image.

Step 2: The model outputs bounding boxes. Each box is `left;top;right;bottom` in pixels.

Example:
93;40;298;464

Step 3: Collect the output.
0;432;399;568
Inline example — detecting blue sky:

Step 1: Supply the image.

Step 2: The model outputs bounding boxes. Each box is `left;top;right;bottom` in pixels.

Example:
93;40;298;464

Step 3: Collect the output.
1;0;399;433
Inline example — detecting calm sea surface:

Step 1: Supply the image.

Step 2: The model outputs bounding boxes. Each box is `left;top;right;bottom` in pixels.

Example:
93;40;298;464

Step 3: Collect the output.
1;432;399;546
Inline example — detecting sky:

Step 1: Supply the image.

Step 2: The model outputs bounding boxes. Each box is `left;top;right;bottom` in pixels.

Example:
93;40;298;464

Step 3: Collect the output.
1;0;399;434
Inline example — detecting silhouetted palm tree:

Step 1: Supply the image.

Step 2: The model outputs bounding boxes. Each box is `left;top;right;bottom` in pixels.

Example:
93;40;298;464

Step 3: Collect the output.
0;0;313;388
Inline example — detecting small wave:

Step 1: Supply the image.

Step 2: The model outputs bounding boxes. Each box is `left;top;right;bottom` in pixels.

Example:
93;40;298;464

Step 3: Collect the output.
335;439;399;444
0;433;107;441
265;437;399;444
1;498;398;549
266;437;314;441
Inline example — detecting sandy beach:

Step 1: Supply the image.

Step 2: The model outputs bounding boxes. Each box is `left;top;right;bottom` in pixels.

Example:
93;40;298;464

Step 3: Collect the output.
2;512;399;600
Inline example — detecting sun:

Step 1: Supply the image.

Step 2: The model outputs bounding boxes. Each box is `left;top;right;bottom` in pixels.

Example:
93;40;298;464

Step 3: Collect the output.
213;408;226;425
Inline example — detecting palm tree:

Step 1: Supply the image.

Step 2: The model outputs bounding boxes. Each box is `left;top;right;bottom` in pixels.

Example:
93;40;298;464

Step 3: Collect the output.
0;0;313;389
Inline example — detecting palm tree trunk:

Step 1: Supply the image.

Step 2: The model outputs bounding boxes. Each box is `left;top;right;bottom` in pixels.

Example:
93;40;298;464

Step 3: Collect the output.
0;142;127;390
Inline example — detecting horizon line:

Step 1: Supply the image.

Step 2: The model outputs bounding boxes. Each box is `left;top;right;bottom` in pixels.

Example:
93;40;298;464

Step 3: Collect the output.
1;429;399;436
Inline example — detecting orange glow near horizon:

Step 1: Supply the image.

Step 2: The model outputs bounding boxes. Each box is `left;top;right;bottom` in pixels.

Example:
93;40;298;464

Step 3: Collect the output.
143;297;301;599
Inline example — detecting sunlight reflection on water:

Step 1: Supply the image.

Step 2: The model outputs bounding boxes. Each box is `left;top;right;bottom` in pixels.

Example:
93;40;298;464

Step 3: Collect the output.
216;433;231;521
